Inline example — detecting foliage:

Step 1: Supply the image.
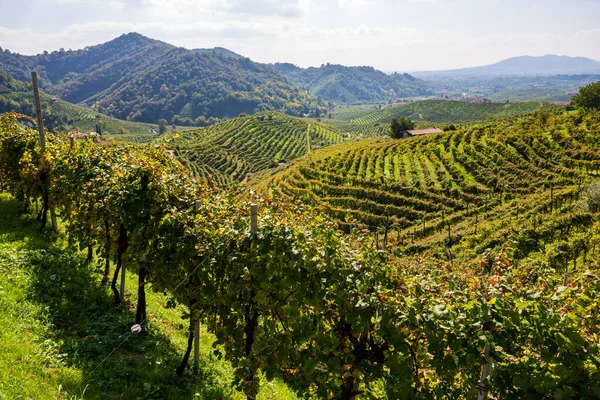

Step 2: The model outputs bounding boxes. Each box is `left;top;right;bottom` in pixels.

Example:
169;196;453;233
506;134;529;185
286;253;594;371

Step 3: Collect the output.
582;183;600;213
572;81;600;110
0;73;169;138
346;100;563;127
0;33;326;124
390;117;415;138
2;110;600;400
162;112;344;186
274;63;432;103
263;109;600;260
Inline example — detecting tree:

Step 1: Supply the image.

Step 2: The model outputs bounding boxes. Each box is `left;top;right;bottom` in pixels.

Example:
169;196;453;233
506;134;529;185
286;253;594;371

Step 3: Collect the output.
158;119;168;135
572;81;600;110
390;117;415;139
315;108;321;118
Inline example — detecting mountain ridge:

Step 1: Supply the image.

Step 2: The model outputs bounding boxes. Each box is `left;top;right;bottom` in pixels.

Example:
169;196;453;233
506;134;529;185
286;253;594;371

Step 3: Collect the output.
274;62;432;103
0;32;323;124
413;54;600;77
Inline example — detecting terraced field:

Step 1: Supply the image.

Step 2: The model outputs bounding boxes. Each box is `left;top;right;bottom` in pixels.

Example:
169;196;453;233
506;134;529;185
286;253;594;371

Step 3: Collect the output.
262;110;600;257
0;90;167;138
164;112;345;185
346;99;563;127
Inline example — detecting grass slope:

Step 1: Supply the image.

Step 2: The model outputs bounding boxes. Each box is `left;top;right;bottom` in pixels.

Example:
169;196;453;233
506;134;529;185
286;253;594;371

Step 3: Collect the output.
163;111;345;186
0;194;297;399
259;109;600;259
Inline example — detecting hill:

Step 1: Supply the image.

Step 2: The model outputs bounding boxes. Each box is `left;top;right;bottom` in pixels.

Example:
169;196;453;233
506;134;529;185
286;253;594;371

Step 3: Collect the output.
259;109;600;259
162;111;345;185
273;63;432;103
0;33;324;125
344;100;563;128
0;70;173;141
414;55;600;77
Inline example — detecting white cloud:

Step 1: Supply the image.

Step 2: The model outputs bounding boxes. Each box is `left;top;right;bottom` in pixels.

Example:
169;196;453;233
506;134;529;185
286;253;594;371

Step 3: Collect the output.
1;0;599;70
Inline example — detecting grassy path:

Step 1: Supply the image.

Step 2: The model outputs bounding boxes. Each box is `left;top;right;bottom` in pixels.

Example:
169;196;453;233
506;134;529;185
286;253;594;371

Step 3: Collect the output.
0;194;296;400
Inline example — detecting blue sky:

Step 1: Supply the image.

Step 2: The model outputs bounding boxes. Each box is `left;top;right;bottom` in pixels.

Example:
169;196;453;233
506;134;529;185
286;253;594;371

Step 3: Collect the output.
1;0;599;71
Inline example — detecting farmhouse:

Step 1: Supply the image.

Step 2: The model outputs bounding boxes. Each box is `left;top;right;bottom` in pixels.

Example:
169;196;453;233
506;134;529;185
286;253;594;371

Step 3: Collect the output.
403;128;443;138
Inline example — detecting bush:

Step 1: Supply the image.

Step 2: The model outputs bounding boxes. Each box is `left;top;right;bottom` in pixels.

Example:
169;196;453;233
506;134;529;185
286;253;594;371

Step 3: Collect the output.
390;117;415;138
582;183;600;213
572;81;600;110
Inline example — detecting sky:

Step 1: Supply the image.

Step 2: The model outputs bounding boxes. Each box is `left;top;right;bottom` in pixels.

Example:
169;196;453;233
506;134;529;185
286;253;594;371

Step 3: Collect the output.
1;0;600;72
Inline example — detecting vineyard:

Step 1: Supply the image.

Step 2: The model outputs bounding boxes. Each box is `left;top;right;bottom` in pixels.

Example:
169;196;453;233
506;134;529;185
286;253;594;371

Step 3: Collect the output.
1;105;600;400
344;100;563;127
164;112;345;185
0;89;171;138
263;109;600;260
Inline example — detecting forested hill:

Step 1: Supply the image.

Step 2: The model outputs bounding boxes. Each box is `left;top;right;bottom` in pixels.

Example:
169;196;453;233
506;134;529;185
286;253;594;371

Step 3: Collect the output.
273;62;432;103
0;33;324;125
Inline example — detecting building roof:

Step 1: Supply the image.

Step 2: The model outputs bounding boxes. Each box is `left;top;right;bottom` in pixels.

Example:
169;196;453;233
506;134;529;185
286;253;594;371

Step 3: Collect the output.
407;128;443;136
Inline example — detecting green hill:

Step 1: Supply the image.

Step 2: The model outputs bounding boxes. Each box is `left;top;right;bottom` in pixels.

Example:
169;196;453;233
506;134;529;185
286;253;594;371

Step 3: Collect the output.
260;109;600;260
274;63;432;103
0;71;171;141
0;33;324;125
162;112;345;185
346;100;564;127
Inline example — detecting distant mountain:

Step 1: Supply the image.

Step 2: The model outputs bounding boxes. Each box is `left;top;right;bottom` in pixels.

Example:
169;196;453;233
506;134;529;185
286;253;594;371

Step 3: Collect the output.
273;63;432;103
0;33;323;124
414;55;600;78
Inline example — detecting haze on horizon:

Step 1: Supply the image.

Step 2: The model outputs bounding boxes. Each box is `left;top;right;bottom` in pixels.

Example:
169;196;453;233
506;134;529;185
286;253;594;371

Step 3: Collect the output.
1;0;599;72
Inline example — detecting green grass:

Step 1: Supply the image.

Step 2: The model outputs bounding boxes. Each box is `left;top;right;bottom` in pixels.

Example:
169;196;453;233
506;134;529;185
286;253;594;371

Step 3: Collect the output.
0;194;297;399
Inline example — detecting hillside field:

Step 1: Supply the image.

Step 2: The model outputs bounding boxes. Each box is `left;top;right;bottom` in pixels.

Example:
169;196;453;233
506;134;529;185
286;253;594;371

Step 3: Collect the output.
260;109;600;262
163;112;345;185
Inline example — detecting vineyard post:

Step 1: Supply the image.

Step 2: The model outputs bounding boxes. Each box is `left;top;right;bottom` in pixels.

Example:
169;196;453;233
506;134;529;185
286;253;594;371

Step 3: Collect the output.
31;71;58;231
478;264;501;400
251;204;258;234
550;186;553;212
194;200;201;370
475;211;478;234
120;259;126;302
383;218;389;250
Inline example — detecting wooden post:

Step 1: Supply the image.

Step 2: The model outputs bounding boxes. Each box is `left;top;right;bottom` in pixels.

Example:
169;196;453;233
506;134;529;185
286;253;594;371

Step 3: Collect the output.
31;71;57;232
478;262;499;400
194;199;201;370
69;136;74;149
550;186;553;212
31;72;46;152
119;259;126;302
383;223;388;250
250;204;258;234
